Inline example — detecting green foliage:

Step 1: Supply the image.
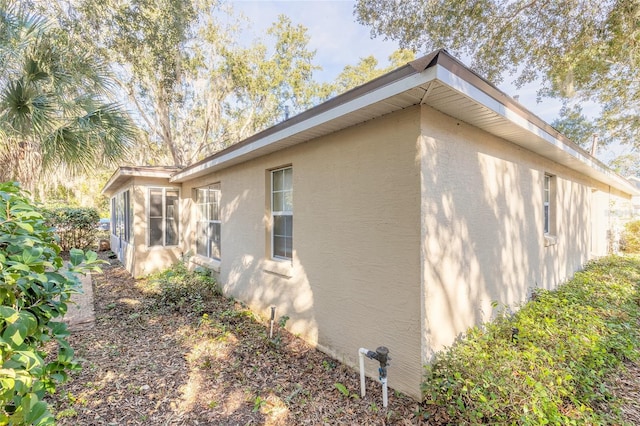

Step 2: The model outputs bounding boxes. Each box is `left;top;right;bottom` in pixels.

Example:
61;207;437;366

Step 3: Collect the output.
43;207;100;251
0;182;105;425
147;261;220;315
334;382;358;399
334;382;349;398
278;315;290;329
622;220;640;253
355;0;640;152
330;49;415;95
0;5;135;191
252;395;266;412
70;1;329;166
551;105;597;149
421;255;640;424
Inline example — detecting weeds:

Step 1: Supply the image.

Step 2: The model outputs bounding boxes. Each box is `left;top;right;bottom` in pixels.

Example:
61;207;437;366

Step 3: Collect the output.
145;260;220;315
334;382;358;399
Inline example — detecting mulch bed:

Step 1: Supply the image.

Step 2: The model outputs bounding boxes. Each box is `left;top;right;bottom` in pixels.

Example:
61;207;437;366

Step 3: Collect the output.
48;253;640;425
48;254;426;425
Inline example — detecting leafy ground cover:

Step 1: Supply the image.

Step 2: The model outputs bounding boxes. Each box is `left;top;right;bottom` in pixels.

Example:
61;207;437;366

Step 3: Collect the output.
48;254;640;425
422;255;640;424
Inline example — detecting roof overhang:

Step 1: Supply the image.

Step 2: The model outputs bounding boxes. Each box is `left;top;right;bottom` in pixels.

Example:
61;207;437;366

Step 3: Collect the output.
169;50;638;197
102;166;182;196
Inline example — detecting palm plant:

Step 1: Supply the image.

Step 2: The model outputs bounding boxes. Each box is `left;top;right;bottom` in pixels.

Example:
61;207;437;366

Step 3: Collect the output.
0;4;136;195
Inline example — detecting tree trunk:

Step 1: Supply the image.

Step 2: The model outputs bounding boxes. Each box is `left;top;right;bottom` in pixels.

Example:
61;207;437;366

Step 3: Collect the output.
157;88;180;166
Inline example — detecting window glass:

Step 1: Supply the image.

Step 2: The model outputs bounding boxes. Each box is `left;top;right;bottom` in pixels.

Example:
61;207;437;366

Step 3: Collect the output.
196;184;221;259
166;190;179;245
544;174;553;235
271;167;293;260
148;188;180;247
111;190;132;242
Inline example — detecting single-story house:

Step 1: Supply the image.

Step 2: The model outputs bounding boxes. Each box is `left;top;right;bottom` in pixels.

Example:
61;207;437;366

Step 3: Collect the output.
102;50;638;400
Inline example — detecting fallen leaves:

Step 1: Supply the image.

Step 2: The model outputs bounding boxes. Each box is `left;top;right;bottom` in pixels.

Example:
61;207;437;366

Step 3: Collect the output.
48;254;428;425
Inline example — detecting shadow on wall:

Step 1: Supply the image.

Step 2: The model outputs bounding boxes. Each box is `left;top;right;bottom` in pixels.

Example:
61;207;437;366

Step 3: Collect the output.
420;109;591;358
218;189;319;345
142;247;182;277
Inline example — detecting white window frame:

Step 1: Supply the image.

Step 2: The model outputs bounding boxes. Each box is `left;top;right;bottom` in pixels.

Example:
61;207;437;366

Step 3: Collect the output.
195;184;221;260
544;174;556;236
271;166;293;260
148;187;180;247
111;189;132;243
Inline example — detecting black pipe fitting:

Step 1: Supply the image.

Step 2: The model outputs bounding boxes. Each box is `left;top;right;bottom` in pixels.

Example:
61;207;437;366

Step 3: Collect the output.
375;346;389;367
365;346;391;379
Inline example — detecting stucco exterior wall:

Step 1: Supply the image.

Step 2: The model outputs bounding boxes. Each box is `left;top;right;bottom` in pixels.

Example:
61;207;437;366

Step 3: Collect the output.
419;105;611;362
181;107;424;398
106;176;181;278
130;177;182;277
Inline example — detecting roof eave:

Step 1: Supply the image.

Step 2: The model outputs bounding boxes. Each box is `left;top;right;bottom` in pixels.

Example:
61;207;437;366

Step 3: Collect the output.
169;49;636;197
102;166;182;195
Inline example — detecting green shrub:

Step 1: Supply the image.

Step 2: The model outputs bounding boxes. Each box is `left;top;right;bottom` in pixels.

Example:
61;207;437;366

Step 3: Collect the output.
147;261;220;315
0;182;105;425
421;255;640;424
43;207;100;251
622;220;640;253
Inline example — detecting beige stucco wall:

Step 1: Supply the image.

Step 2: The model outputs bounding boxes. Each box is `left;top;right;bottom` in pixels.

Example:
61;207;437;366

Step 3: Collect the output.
106;176;182;278
130;177;182;277
418;105;624;363
181;107;424;399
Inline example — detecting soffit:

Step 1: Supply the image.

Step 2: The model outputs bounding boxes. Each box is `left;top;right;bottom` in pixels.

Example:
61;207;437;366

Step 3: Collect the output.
421;79;637;195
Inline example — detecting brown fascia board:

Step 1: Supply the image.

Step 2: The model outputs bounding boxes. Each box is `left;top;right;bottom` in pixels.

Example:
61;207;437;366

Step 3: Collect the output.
101;166;182;195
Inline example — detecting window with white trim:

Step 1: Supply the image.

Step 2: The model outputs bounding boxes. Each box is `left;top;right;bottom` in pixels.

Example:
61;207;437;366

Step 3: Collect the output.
196;184;221;260
544;174;555;235
149;187;179;246
111;190;132;242
271;167;293;260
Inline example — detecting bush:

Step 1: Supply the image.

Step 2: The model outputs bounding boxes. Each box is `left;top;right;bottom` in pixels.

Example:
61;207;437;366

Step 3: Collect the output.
421;255;640;424
146;261;220;315
0;182;104;425
621;220;640;253
43;207;100;251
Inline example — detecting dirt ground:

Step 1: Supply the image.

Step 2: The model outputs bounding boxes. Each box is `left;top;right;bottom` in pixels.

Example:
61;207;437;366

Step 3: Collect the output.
49;253;640;425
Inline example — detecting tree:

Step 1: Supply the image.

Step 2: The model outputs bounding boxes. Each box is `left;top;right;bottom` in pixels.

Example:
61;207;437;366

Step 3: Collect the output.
355;0;640;151
609;153;640;178
551;105;598;150
73;1;328;166
331;49;415;94
221;15;331;140
0;3;136;197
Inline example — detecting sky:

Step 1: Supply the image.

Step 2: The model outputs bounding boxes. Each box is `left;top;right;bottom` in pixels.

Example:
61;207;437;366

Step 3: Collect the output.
226;0;630;162
227;0;565;122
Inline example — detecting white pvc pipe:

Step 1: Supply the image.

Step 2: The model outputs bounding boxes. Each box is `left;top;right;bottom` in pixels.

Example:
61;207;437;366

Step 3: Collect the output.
381;377;388;408
358;348;368;398
358;347;389;408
